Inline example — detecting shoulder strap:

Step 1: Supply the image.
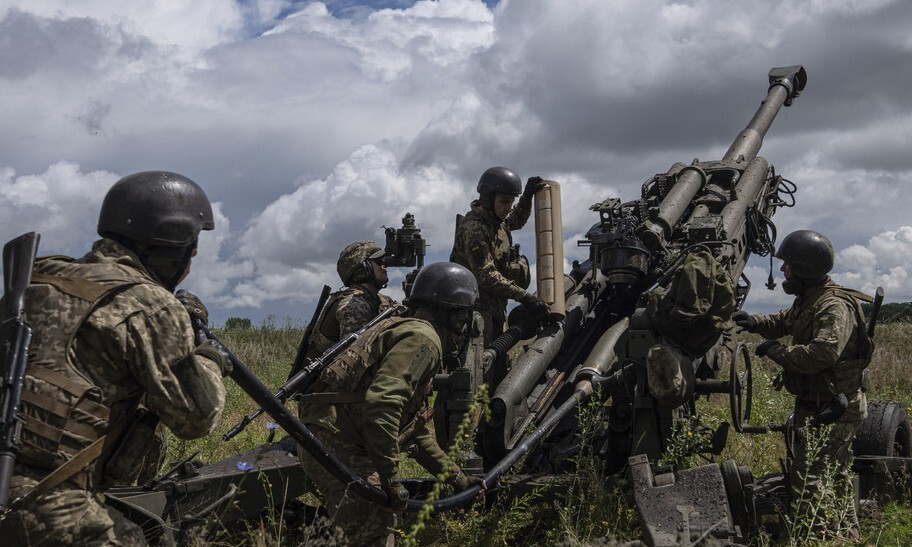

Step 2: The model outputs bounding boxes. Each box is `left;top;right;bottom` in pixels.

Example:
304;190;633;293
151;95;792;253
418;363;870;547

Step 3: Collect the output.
830;286;873;303
11;435;107;509
31;272;115;302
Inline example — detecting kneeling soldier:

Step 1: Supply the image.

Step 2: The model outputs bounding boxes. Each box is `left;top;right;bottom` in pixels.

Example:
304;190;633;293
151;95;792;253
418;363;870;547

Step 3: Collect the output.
0;171;229;545
298;262;485;546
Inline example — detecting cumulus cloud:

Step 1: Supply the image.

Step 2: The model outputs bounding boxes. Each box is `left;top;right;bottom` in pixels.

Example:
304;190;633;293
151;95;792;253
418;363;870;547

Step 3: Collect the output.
0;162;116;254
267;0;494;81
833;227;912;302
231;142;474;306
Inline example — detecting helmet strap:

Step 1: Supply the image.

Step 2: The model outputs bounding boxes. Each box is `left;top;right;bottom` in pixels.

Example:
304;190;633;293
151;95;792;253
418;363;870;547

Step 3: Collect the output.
138;243;196;292
782;278;803;296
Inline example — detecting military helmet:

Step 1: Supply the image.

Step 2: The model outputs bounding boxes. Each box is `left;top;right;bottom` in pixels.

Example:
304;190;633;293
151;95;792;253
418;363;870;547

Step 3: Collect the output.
407;262;479;309
476;166;522;198
775;229;835;279
337;241;384;285
98;171;214;247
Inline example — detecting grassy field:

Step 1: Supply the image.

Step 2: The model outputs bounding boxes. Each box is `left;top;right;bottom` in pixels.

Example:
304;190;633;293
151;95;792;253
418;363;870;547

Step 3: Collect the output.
168;318;912;546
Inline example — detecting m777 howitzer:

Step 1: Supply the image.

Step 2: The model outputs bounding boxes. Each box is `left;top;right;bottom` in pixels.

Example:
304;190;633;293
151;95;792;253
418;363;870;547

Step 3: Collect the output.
472;65;912;545
465;65;809;544
478;65;808;467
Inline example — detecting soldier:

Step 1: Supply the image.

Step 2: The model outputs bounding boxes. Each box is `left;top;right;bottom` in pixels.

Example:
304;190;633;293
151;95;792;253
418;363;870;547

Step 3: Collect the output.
303;241;397;361
733;229;872;536
451;166;550;348
298;262;486;546
0;171;230;545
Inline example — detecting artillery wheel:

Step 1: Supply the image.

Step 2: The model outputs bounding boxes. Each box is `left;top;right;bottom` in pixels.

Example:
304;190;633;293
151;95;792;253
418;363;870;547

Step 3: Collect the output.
728;343;754;433
853;399;912;457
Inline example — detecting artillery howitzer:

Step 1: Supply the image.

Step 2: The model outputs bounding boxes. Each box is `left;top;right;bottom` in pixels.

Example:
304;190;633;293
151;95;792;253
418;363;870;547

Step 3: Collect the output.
436;64;911;544
102;66;912;546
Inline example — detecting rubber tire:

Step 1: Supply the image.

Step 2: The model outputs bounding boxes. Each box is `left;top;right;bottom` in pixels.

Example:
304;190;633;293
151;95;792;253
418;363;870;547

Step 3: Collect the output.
853;399;912;457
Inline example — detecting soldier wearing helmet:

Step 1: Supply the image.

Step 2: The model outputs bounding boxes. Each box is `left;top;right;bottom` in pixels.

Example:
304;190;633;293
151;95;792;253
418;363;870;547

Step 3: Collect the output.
303;241;398;361
0;171;229;545
451;167;550;357
298;262;486;546
732;229;873;537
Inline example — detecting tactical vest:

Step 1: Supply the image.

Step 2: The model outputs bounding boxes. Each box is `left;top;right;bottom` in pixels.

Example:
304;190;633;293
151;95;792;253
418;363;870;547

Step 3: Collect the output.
452;212;531;293
780;284;874;401
304;316;436;436
305;286;392;360
18;255;153;489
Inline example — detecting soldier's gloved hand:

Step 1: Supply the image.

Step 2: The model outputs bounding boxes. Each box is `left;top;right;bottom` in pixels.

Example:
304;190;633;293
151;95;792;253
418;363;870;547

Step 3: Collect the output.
731;310;756;332
176;289;209;327
194;339;234;377
755;339;781;358
520;292;551;320
523;176;545;199
383;482;409;512
448;469;486;492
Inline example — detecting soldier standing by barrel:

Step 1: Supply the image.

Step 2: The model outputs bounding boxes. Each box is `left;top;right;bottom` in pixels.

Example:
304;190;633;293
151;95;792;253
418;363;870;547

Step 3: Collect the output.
733;229;873;538
298;262;486;546
451;167;550;361
0;171;230;545
303;241;398;362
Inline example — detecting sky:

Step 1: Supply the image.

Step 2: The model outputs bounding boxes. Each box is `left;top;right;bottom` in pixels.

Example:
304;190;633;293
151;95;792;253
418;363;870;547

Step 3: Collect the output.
2;0;911;326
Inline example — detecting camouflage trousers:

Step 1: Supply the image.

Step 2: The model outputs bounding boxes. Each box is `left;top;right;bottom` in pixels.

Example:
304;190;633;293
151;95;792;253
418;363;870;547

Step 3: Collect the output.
476;308;509;390
0;467;147;546
299;424;400;547
789;402;863;539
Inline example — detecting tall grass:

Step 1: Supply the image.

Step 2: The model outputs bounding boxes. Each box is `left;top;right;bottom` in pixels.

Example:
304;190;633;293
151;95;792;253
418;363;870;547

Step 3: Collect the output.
167;320;912;545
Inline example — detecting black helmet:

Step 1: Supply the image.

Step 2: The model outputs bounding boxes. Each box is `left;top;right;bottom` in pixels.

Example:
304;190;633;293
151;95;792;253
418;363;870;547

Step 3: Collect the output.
775;230;834;280
407;262;479;309
98;171;214;247
477;166;522;198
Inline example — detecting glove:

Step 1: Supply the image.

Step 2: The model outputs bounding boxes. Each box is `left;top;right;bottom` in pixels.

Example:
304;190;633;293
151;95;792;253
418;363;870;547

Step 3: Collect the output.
194;339;234;377
731;310;756;332
448;469;485;492
176;290;209;328
520;292;551;320
523;176;545;198
755;339;781;358
383;482;409;512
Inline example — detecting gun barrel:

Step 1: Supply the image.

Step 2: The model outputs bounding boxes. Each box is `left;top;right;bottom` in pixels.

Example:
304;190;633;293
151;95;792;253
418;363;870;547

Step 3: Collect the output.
485;271;608;455
723;65;807;163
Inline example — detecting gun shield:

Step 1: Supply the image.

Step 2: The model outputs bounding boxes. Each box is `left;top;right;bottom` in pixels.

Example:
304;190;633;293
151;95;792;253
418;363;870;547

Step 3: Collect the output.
534;180;565;319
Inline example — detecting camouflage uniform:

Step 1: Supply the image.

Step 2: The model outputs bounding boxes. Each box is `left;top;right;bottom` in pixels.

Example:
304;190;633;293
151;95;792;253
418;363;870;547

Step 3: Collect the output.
304;285;397;360
0;239;226;546
298;317;453;546
748;278;870;531
451;197;532;343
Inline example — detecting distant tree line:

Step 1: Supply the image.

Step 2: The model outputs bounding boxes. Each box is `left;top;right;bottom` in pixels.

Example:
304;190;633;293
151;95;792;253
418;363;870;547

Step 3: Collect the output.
864;302;912;324
224;317;253;330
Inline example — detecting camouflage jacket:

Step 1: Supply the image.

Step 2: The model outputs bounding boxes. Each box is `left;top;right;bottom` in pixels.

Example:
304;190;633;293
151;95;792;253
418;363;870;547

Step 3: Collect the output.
18;239;225;488
751;278;869;420
451;197;532;322
305;285;397;360
300;318;452;486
